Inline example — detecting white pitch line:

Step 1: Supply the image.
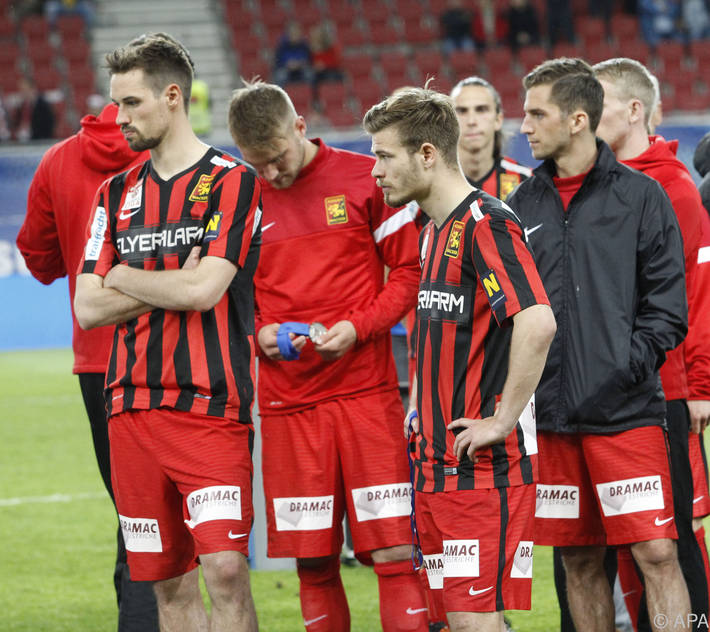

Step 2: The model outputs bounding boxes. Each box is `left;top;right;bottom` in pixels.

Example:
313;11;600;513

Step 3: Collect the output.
0;491;107;507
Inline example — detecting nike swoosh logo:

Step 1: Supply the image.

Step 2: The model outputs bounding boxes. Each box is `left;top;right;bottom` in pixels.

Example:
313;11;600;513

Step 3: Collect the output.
119;209;140;220
468;586;493;596
261;221;276;232
694;496;705;504
227;531;248;539
524;223;543;240
654;516;674;526
406;607;428;615
304;614;328;626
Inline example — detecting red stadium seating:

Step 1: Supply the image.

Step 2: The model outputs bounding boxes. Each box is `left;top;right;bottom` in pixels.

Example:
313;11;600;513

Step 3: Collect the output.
342;52;377;81
413;48;446;82
516;45;547;73
481;47;513;77
448;49;479;78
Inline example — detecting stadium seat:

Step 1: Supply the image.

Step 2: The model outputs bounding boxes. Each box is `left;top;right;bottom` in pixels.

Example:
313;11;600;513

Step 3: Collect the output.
656;40;689;73
337;23;369;49
379;50;411;77
318;81;348;110
365;18;402;44
413;49;446;83
342;52;377;81
481;47;513;77
33;67;62;91
393;0;426;22
584;40;616;64
55;14;85;39
577;17;607;47
402;19;437;46
448;49;478;78
690;39;710;68
352;76;386;113
28;42;56;69
324;103;357;128
611;14;639;42
286;82;313;113
62;38;91;65
20;15;50;43
616;38;650;65
385;68;413;93
551;42;580;60
516;45;547;74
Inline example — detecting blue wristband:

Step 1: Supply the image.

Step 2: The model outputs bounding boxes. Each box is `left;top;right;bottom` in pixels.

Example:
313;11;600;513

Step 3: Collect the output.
277;322;311;360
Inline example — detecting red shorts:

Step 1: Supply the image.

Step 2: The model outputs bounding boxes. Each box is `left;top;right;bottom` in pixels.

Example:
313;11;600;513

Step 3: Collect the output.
261;388;412;561
535;427;676;546
416;485;535;613
690;430;710;518
109;408;254;581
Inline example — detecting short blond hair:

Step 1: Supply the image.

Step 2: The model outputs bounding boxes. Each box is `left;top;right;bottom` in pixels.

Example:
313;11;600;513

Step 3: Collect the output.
228;79;297;150
593;58;657;128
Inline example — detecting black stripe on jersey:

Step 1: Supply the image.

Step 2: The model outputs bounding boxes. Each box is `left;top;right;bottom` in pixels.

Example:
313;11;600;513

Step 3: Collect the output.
492;219;536;310
516;424;534;483
496;486;508;612
174;312;195;411
147;310;164;408
202;310;227;417
228;170;256;257
105;329;120;416
121;321;138;410
430;229;454;493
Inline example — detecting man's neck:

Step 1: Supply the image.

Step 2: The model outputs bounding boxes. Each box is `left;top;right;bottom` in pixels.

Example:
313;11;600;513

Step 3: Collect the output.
614;127;651;162
459;146;496;182
150;118;209;180
554;135;598;179
418;168;475;228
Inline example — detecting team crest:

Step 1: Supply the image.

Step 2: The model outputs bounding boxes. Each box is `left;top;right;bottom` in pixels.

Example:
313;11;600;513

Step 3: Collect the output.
325;195;348;225
500;174;520;201
189;174;215;203
204;211;222;242
121;180;143;210
444;220;465;258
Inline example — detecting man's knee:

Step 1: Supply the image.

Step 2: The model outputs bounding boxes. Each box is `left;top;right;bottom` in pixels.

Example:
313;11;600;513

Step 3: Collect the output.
631;538;679;572
297;555;341;586
560;545;607;579
370;544;414;564
201;550;250;591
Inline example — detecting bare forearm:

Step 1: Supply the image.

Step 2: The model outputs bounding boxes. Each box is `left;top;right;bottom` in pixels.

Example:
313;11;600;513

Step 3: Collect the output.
74;279;153;329
497;305;556;430
105;257;236;312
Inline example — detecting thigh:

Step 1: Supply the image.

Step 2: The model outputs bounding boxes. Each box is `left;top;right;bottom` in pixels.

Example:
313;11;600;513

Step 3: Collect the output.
261;409;344;559
416;485;535;613
335;389;414;557
586;426;677;545
154;410;255;561
535;431;605;546
109;410;197;581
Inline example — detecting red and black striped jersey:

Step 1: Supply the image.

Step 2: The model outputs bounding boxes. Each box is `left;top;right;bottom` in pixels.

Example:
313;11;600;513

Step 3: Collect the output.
467;156;532;201
413;188;549;492
80;146;262;422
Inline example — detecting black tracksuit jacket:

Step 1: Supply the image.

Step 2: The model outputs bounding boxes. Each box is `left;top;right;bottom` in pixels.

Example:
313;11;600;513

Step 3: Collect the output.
507;141;687;434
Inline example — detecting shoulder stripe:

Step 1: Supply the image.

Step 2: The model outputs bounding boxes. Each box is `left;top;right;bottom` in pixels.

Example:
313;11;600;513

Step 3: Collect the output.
470;201;485;222
500;158;532;177
699;246;710;264
372;207;413;243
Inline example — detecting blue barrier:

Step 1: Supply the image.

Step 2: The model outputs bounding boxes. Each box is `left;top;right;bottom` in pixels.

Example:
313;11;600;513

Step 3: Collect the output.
1;125;707;351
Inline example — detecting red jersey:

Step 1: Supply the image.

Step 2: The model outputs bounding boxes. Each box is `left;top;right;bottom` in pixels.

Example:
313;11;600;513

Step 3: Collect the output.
254;139;420;414
17;104;148;374
414;189;550;492
622;136;710;400
80;147;261;421
466;156;532;202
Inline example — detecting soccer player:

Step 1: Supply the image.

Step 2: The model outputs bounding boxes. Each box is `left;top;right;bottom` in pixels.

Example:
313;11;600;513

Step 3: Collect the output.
593;57;710;627
228;81;427;632
16;103;158;631
364;86;556;632
451;76;531;201
507;58;690;632
74;33;261;631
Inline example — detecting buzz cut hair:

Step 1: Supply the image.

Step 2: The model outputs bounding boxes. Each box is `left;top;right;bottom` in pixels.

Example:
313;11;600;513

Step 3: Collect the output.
105;32;195;112
523;57;604;132
592;57;658;129
228;79;297;150
363;84;460;169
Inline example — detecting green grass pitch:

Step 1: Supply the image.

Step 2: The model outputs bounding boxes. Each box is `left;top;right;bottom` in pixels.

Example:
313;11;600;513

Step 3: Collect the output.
7;347;677;631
